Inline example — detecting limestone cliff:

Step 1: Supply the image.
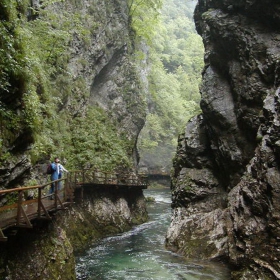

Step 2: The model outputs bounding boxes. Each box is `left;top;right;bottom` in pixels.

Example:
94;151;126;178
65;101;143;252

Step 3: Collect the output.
166;0;280;279
0;1;148;279
0;0;147;189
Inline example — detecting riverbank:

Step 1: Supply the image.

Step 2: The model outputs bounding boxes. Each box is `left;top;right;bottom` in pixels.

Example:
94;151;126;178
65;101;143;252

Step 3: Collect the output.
76;188;231;279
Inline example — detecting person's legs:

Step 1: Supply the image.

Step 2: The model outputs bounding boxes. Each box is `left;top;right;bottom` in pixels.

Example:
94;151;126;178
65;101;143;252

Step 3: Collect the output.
49;183;54;199
58;174;62;190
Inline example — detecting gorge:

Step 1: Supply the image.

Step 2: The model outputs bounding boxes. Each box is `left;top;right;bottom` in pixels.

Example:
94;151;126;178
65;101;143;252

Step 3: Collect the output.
1;0;280;279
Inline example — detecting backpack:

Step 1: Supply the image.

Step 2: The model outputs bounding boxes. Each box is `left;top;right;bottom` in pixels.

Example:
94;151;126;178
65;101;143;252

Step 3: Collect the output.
46;163;54;174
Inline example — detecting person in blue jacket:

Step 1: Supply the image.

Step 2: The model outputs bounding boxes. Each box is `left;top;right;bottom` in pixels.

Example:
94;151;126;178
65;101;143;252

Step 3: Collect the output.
49;157;60;197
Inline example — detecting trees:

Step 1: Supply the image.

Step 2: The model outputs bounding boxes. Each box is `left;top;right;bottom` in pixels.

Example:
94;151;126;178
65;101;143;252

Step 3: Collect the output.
128;0;163;42
0;0;137;172
0;0;203;176
138;0;204;171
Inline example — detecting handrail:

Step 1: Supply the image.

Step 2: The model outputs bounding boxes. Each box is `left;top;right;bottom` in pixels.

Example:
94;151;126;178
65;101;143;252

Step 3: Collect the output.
0;178;70;241
69;169;148;186
0;169;148;241
0;178;65;195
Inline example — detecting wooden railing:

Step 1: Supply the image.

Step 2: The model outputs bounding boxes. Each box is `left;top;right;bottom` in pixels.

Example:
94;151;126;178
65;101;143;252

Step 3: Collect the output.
0;169;148;242
69;169;148;187
0;178;73;242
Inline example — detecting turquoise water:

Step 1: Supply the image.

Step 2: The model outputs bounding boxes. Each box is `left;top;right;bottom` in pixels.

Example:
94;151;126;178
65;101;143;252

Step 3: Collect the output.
75;188;230;280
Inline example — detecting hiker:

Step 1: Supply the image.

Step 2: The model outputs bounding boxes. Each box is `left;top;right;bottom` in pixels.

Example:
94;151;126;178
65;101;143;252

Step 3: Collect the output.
49;157;60;197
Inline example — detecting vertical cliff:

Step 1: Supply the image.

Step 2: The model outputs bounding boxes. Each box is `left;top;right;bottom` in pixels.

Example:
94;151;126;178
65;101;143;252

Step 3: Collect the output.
0;1;149;279
0;0;147;189
166;0;280;279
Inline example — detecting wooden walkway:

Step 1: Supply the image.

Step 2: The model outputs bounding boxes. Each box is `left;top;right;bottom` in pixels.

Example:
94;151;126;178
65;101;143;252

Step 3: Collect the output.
0;169;148;242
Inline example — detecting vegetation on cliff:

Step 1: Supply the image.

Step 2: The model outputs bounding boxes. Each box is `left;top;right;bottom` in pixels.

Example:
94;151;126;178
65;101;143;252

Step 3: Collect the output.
138;0;204;171
0;0;152;179
0;0;202;184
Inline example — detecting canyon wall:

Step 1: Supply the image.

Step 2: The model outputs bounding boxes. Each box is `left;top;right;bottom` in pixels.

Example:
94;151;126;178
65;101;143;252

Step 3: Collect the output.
0;0;147;189
0;1;148;279
166;0;280;279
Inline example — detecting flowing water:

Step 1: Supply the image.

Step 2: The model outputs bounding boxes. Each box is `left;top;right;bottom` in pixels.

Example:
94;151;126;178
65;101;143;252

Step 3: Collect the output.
75;188;230;280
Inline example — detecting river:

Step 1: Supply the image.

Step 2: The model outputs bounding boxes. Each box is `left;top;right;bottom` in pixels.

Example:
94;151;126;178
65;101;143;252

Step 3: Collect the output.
75;188;230;280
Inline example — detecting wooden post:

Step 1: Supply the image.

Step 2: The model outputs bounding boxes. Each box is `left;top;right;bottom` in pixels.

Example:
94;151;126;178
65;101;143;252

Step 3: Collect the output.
37;187;51;220
16;190;23;226
54;181;58;209
53;179;64;209
67;173;74;203
38;187;42;219
16;190;32;228
64;175;68;202
0;229;7;242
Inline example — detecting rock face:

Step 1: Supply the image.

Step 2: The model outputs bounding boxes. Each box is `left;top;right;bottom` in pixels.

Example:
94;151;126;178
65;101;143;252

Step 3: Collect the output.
166;0;280;278
64;0;147;141
63;188;148;252
0;0;147;187
0;1;148;279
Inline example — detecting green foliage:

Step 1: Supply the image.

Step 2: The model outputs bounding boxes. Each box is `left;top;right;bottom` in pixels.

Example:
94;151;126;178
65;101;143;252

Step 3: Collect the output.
128;0;163;42
138;0;204;170
23;1;135;173
65;107;132;171
1;0;134;175
2;193;18;206
0;147;10;163
0;0;44;161
0;0;203;178
22;89;42;130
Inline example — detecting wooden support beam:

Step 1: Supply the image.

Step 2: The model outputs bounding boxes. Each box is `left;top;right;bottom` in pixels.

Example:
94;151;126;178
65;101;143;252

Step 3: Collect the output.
16;192;32;228
37;188;51;220
55;193;64;209
38;202;52;220
17;205;33;228
0;229;7;242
